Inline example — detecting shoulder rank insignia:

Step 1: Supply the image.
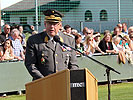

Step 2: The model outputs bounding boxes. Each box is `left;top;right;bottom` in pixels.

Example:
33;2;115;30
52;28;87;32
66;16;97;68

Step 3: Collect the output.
63;32;73;38
59;36;64;43
44;36;48;43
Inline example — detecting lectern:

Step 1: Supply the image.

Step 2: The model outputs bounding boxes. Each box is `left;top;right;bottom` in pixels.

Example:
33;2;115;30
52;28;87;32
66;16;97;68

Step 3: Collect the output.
25;68;98;100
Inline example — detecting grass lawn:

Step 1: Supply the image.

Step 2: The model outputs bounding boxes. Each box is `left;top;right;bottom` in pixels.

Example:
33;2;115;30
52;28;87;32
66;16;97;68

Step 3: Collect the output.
0;82;133;100
98;82;133;100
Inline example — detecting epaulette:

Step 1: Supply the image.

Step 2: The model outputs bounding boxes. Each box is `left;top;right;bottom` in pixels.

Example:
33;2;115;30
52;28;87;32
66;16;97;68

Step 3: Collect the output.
63;32;74;38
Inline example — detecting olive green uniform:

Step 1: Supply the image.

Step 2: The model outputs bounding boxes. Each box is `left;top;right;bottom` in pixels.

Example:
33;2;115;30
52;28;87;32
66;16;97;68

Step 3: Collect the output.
25;31;78;80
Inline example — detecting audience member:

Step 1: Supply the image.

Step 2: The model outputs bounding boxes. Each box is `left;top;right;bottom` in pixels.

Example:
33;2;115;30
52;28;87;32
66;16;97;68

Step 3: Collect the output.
98;32;116;53
83;35;104;55
0;46;4;60
18;34;26;54
81;27;91;42
120;35;133;64
93;32;101;46
30;25;38;35
119;35;130;51
10;29;25;60
129;33;133;42
112;36;126;64
19;26;26;46
112;27;121;37
89;28;94;37
129;33;133;51
103;30;110;35
117;23;123;32
75;34;84;55
122;22;128;35
128;26;133;35
0;39;14;61
112;36;123;52
0;24;11;44
64;25;74;38
19;26;25;39
71;29;78;36
64;25;71;34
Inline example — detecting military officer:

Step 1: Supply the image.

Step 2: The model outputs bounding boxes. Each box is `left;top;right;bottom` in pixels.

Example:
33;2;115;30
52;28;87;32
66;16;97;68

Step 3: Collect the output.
25;9;78;80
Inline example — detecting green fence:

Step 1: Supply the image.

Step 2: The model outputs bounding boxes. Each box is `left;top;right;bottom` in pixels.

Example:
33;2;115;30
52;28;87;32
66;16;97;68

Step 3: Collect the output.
0;54;132;93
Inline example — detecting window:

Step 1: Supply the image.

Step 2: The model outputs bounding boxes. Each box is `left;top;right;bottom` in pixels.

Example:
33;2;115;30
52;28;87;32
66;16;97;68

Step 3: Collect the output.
33;16;41;26
20;17;27;24
85;10;92;22
100;10;108;21
2;13;10;23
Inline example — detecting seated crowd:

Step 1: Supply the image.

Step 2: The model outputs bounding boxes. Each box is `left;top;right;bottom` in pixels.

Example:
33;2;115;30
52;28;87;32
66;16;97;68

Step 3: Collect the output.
0;24;28;61
0;23;133;64
63;24;133;64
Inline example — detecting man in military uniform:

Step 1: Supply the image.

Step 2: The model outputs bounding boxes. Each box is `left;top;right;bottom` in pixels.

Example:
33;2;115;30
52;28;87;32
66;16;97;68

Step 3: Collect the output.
25;9;78;80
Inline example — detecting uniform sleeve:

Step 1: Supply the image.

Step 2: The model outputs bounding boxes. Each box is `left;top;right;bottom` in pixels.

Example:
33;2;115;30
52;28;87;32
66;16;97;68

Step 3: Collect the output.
24;37;44;80
68;38;79;69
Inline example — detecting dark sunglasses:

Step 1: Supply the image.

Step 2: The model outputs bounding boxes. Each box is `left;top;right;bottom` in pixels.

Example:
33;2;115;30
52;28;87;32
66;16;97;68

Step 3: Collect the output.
86;32;91;34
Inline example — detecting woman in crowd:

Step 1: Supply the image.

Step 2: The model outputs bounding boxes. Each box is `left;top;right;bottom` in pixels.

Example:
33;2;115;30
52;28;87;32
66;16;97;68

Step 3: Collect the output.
120;35;133;64
128;33;133;51
83;35;104;55
0;46;4;60
98;32;116;54
112;36;126;64
129;33;133;51
93;32;101;46
18;34;26;54
0;39;14;61
75;34;84;55
119;35;131;51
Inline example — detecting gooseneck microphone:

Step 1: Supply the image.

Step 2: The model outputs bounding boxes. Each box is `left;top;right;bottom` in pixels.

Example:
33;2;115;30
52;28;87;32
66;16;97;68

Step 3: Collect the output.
53;35;63;46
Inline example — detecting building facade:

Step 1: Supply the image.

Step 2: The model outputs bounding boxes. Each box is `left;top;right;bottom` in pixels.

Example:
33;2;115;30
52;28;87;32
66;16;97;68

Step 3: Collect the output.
1;0;133;33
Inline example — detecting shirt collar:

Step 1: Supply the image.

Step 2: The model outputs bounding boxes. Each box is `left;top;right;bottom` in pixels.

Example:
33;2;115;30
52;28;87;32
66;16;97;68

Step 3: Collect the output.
47;33;59;40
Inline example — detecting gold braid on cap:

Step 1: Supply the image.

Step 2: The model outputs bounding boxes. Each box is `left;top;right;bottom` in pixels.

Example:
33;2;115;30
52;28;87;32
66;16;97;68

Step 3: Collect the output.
45;15;62;21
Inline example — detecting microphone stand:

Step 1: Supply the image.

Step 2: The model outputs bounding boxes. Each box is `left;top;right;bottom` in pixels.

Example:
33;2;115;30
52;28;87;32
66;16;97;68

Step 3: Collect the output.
62;42;120;100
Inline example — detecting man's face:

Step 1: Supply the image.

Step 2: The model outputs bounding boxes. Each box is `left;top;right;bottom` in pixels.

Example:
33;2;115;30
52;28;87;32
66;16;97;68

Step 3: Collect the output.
4;25;10;34
114;28;120;35
66;27;71;34
85;29;92;37
44;21;62;37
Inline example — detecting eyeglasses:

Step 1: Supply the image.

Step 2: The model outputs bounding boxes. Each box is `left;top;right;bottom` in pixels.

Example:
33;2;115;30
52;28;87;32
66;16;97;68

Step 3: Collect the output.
6;28;10;30
86;32;91;35
123;39;127;41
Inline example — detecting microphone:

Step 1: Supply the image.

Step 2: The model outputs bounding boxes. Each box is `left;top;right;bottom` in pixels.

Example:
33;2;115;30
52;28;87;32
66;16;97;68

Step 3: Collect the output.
53;35;63;46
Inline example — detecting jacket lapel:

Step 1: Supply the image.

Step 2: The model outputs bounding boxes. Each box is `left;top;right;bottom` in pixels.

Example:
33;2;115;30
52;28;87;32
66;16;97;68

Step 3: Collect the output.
46;40;55;51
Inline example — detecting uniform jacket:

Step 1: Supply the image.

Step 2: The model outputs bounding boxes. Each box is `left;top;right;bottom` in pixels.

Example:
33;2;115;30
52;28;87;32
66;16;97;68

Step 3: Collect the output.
25;31;78;80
